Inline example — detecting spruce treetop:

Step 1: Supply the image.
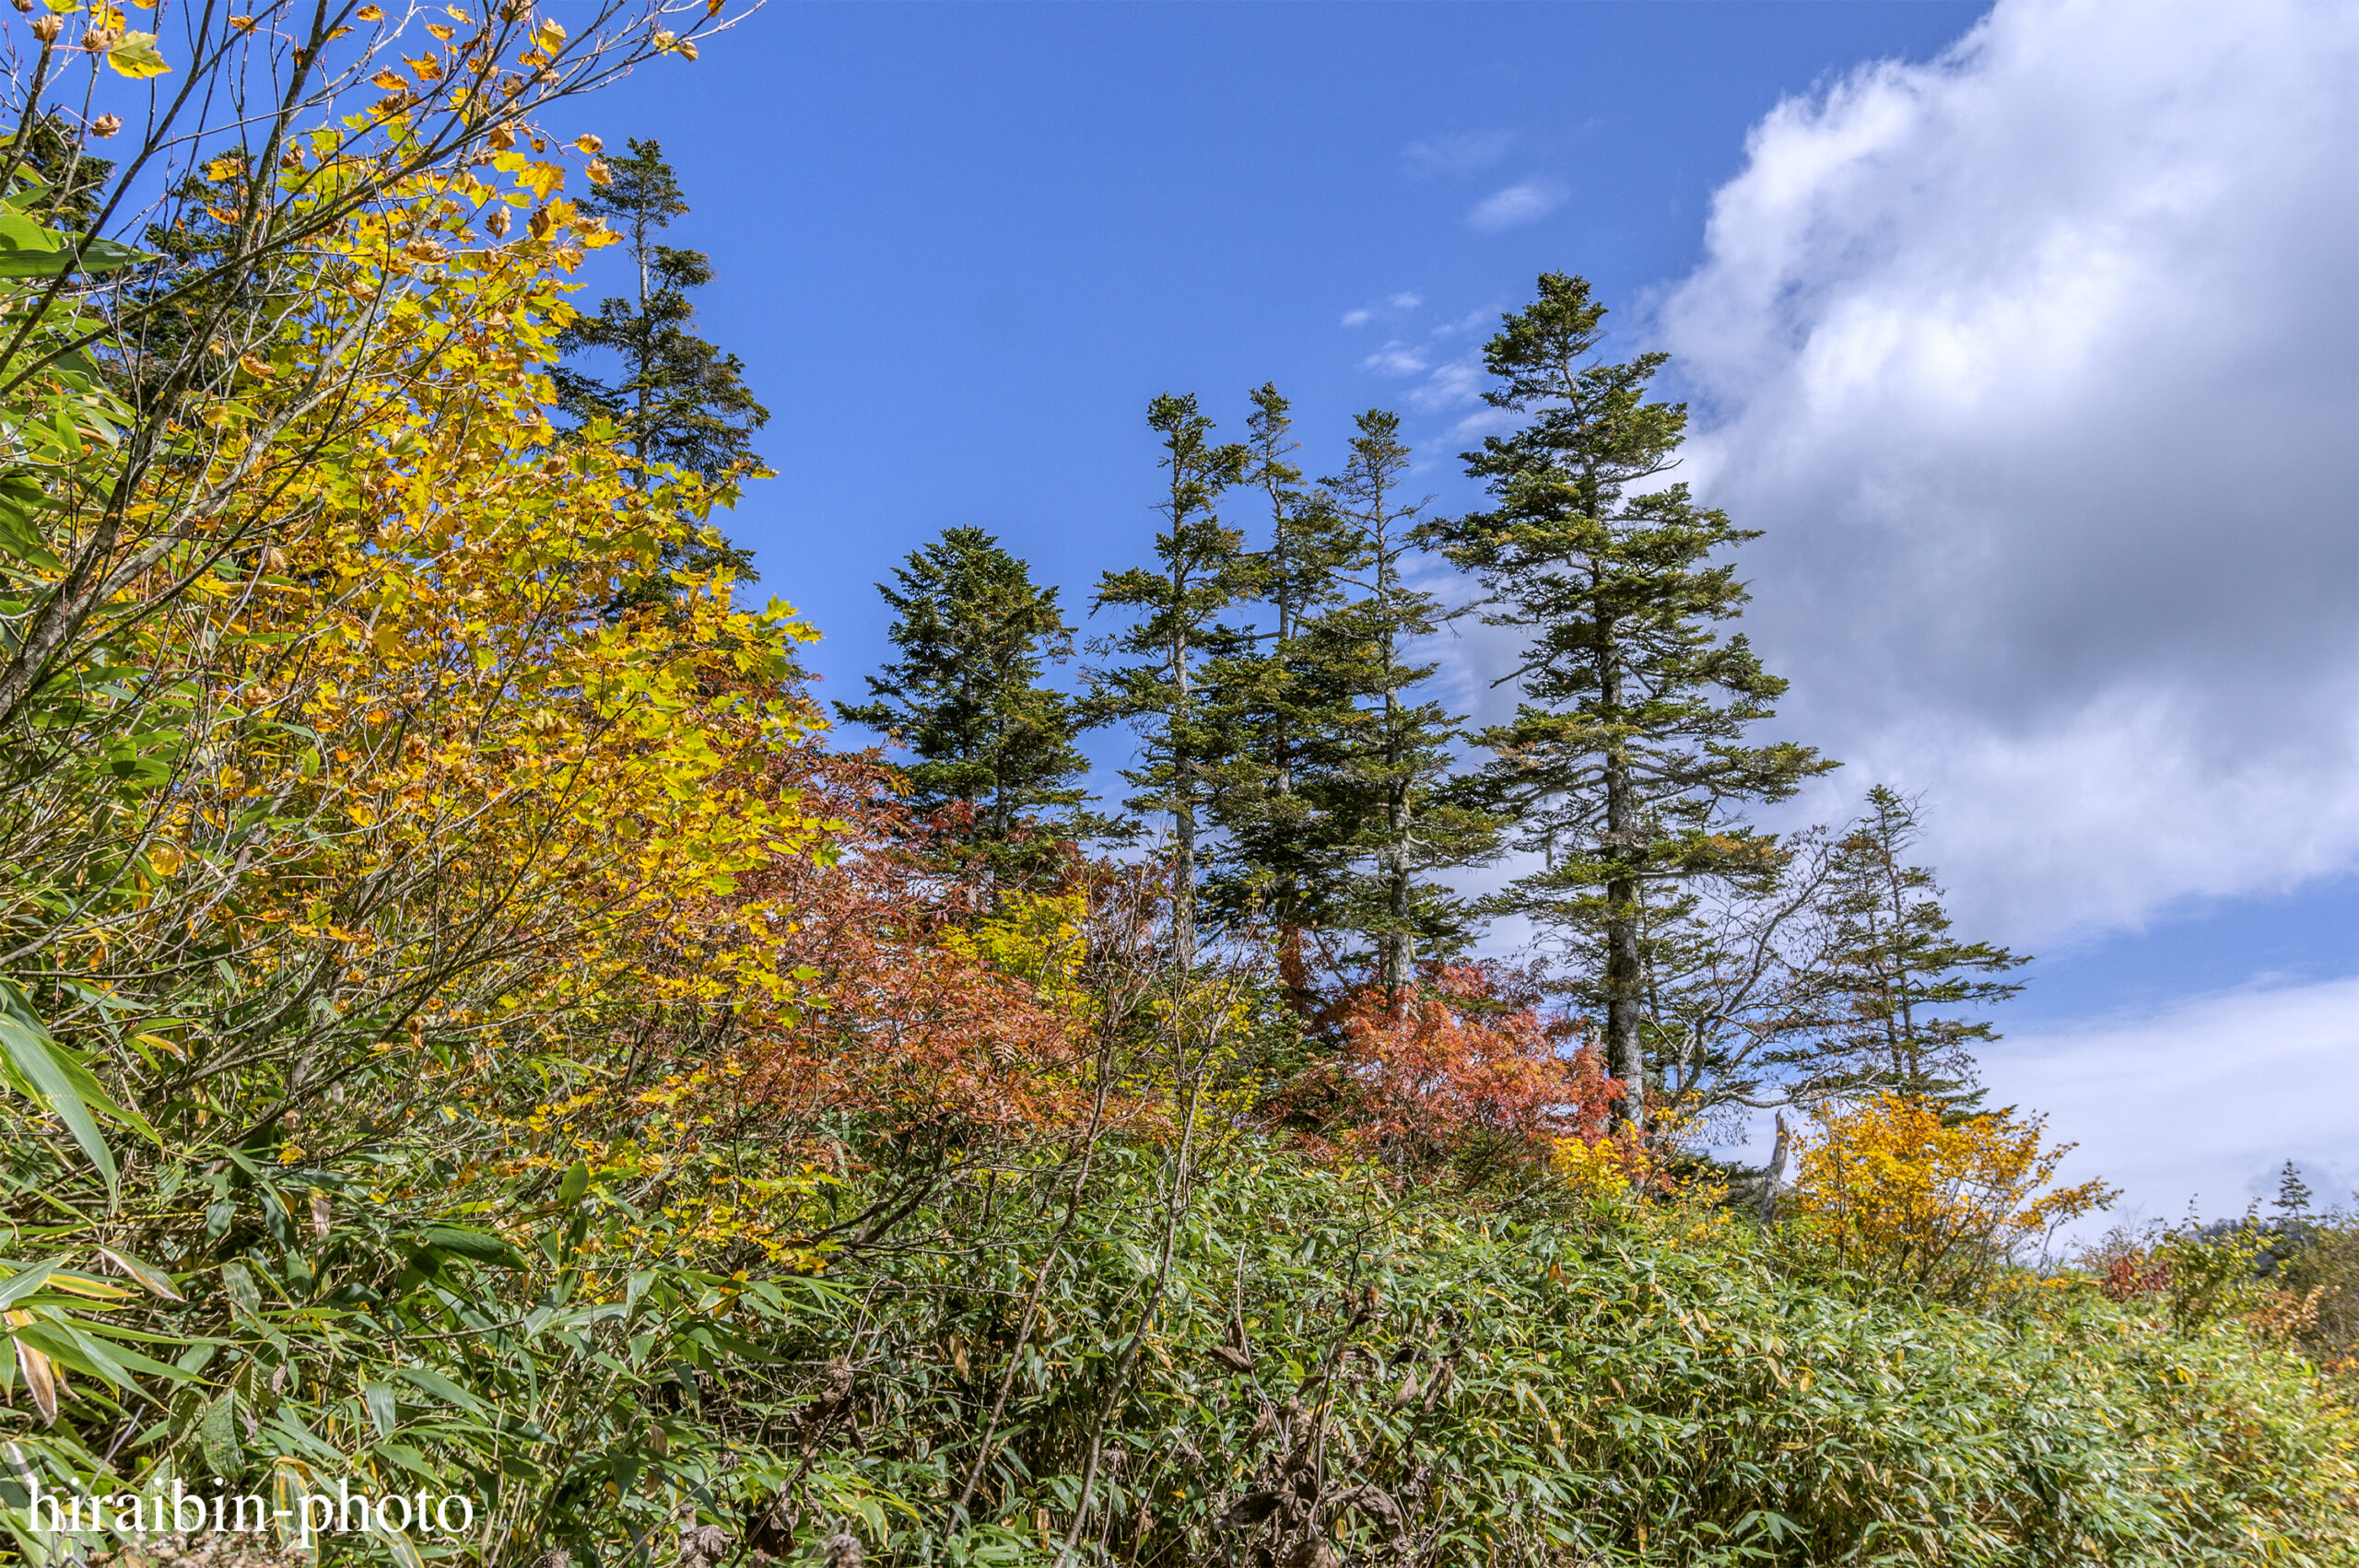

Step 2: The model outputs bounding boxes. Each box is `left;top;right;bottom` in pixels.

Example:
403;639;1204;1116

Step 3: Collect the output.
554;137;768;608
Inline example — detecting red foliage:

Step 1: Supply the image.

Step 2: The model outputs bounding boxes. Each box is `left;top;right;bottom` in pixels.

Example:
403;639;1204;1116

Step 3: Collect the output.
1289;962;1625;1171
2100;1252;2174;1302
644;736;1106;1156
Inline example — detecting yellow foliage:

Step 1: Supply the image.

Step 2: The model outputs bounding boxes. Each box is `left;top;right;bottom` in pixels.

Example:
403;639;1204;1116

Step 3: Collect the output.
941;890;1091;1018
1550;1130;1649;1199
1788;1094;2116;1295
19;162;832;1106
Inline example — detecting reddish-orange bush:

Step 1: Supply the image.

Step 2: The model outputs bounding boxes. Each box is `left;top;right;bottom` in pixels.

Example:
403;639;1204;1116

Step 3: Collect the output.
708;748;1108;1144
2100;1251;2174;1302
1294;963;1625;1172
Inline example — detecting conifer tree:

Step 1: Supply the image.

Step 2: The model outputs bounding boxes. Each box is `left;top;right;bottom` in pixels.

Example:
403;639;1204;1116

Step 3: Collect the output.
1777;787;2025;1111
2275;1162;2315;1220
1203;386;1355;955
5;112;110;228
555;138;768;608
1438;275;1831;1132
1088;394;1255;975
838;528;1093;889
1312;410;1497;989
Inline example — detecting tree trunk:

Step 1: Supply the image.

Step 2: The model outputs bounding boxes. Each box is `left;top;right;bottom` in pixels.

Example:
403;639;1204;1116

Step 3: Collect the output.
1170;613;1195;977
1756;1111;1790;1224
1603;872;1645;1135
1599;623;1645;1135
1380;690;1413;993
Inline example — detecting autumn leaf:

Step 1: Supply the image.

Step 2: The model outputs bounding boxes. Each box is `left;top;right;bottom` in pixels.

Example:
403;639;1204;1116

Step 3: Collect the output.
104;30;171;77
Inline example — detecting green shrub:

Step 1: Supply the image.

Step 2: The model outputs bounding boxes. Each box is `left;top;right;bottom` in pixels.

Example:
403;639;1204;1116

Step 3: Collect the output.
760;1143;2359;1567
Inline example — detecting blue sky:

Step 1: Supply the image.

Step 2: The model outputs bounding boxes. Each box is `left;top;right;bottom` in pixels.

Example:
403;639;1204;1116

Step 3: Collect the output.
559;0;2358;1227
565;0;1978;685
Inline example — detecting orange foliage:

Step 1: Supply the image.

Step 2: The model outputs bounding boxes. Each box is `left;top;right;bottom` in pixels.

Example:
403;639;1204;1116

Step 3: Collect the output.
620;740;1114;1163
1295;963;1625;1173
2100;1251;2174;1303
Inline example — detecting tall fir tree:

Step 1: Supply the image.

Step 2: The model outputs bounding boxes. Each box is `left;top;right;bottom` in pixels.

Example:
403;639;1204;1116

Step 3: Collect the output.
1088;393;1255;976
1437;275;1831;1132
554;138;768;609
1775;786;2025;1112
1203;386;1356;961
1311;410;1497;989
837;528;1094;891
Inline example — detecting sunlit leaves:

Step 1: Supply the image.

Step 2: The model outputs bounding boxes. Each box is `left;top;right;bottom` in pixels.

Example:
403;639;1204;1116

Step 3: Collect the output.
100;29;169;76
1788;1094;2117;1298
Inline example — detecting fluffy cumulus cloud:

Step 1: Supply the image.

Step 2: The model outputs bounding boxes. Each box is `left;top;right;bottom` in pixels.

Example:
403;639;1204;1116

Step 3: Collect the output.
1653;0;2359;945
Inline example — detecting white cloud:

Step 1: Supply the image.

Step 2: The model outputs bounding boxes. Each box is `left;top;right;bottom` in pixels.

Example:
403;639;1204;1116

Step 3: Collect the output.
1342;292;1426;329
1409;354;1485;417
1467;179;1567;232
1978;977;2359;1240
1402;131;1513;179
1653;0;2359;945
1359;342;1429;378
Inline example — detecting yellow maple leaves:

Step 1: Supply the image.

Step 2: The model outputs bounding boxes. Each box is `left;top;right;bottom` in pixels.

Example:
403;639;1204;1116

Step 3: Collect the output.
102;30;170;77
1787;1094;2117;1296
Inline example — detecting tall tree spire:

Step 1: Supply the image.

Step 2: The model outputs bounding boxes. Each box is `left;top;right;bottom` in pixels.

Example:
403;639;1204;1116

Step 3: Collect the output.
837;527;1094;893
1089;393;1254;977
1314;409;1497;990
1437;274;1832;1133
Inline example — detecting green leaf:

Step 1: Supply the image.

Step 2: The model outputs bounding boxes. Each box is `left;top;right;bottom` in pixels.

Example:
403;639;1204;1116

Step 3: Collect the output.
363;1381;396;1437
416;1223;522;1268
0;1258;60;1310
0;979;119;1189
0;486;63;571
200;1390;244;1478
557;1158;590;1204
394;1364;487;1414
221;1261;262;1317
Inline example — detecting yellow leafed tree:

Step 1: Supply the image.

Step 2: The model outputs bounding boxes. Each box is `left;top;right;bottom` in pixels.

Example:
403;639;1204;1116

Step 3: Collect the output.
1788;1094;2116;1297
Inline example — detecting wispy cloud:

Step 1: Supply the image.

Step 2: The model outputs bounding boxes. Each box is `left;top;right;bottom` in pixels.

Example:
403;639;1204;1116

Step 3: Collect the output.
1402;131;1513;179
1341;291;1425;329
1359;342;1430;378
1978;977;2359;1239
1467;179;1567;232
1406;352;1485;412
